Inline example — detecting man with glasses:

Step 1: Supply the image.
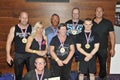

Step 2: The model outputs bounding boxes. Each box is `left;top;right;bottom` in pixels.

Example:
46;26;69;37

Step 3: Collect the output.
23;56;51;80
65;7;84;71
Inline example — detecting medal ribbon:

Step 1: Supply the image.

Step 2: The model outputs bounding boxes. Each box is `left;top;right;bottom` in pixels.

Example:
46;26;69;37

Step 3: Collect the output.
35;36;43;50
72;21;78;30
18;24;28;38
38;38;43;50
58;36;64;48
84;31;91;44
51;26;58;36
35;69;44;80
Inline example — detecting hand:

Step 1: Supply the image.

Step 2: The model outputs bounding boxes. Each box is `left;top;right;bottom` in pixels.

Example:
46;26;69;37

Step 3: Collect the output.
110;48;115;57
6;55;13;65
84;56;90;62
86;53;93;59
57;60;64;66
37;51;46;56
84;54;93;62
62;59;69;64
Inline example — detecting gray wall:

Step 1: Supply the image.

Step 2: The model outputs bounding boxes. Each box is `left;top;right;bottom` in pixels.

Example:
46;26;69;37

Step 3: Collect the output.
114;25;120;44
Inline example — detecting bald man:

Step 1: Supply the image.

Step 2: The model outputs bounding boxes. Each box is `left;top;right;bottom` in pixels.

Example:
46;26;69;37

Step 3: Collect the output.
6;11;32;80
92;7;115;80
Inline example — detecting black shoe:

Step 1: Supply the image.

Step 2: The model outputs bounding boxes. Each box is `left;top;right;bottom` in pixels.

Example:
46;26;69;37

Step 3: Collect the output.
100;77;107;80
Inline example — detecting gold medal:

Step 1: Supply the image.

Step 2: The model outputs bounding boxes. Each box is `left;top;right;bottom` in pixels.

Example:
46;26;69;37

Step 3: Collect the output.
60;47;65;53
85;44;90;49
72;30;77;35
22;38;27;43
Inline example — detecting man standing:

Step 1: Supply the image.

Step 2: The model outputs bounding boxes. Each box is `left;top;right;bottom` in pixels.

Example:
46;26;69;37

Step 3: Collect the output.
6;12;32;80
45;13;60;46
65;7;83;44
65;7;84;71
92;7;115;80
45;13;60;76
76;18;100;80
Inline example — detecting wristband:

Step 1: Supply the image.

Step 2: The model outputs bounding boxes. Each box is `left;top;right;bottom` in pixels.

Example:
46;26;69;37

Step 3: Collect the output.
55;58;59;62
32;50;37;53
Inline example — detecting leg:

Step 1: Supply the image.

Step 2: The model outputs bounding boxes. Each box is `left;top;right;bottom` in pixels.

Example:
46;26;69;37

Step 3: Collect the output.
79;60;87;80
79;74;84;80
89;73;95;80
29;54;39;70
14;53;25;80
50;59;61;77
97;49;107;79
61;62;72;80
25;54;31;72
89;55;96;80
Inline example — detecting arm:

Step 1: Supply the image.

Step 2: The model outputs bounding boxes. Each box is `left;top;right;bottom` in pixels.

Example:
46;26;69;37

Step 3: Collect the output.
63;44;75;64
50;45;63;66
76;44;89;57
6;26;15;64
109;31;115;57
25;36;34;53
76;43;93;62
84;43;99;61
90;43;99;56
25;36;48;56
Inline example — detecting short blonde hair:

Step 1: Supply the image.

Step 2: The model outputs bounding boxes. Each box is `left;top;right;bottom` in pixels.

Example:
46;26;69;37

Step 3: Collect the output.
31;22;45;38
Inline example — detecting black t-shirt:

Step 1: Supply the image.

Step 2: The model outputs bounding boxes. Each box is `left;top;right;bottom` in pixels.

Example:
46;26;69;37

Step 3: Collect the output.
92;18;114;49
65;19;84;43
50;35;74;60
14;24;32;53
76;31;99;59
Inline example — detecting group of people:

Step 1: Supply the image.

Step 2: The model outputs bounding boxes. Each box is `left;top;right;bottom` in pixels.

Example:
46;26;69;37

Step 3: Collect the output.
6;6;115;80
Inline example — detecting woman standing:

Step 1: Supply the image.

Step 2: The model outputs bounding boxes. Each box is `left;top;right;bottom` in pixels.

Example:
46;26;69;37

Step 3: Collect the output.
25;22;48;70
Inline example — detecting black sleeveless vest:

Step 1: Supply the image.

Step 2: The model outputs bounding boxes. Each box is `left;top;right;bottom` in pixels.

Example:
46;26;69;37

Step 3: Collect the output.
14;24;32;53
30;38;46;51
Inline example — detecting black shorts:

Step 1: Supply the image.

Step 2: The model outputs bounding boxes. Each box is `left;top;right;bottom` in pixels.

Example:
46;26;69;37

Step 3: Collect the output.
79;58;96;74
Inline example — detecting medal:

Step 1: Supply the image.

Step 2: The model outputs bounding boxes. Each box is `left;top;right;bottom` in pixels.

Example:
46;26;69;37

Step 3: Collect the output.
72;30;77;35
84;31;91;49
60;47;65;53
22;38;27;43
18;24;28;44
85;44;90;49
58;35;66;54
71;21;78;35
